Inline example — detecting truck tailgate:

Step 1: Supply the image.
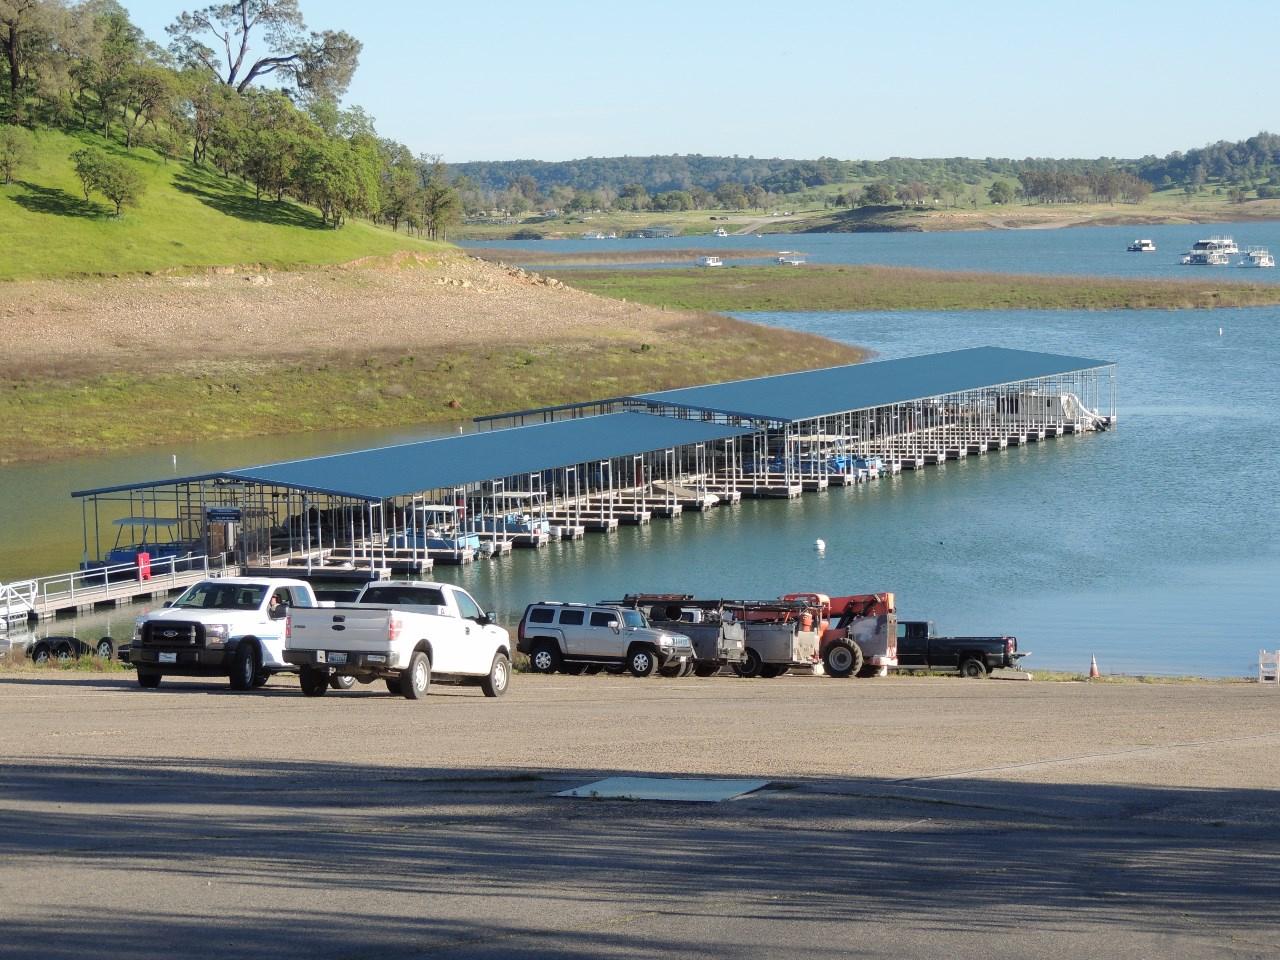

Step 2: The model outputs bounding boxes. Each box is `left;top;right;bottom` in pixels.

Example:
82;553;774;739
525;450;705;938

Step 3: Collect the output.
288;608;395;652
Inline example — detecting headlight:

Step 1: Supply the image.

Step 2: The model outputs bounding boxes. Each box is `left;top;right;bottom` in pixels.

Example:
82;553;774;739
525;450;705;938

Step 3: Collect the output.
658;636;673;647
205;624;230;646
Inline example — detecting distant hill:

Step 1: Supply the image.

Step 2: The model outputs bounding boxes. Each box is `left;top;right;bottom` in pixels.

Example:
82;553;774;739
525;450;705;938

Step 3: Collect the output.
0;128;435;280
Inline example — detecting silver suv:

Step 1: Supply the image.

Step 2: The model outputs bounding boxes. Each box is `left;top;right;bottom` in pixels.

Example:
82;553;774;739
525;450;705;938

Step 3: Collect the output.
517;602;694;677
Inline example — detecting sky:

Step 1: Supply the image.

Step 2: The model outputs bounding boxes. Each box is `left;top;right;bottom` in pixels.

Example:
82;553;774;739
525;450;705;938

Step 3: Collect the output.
122;0;1279;164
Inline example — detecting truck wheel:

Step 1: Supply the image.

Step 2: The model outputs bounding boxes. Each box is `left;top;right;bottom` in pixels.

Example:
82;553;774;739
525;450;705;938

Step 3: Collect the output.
401;651;431;699
627;647;659;677
299;666;329;697
960;657;989;679
30;642;51;664
529;641;561;675
481;653;510;698
822;639;863;678
136;670;162;689
603;663;626;675
229;641;258;691
384;678;399;695
95;637;114;659
252;671;270;688
760;665;786;678
733;648;763;679
693;663;720;678
329;674;356;691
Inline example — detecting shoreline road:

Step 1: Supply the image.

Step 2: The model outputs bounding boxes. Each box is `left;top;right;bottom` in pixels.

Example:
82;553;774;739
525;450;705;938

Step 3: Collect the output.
2;674;1277;959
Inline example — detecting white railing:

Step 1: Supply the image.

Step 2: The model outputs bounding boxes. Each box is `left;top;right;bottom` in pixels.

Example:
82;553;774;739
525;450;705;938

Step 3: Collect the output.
0;553;235;617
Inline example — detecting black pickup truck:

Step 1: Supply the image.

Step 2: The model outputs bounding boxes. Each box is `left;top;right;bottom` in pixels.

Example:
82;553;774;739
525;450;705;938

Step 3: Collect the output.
895;620;1025;678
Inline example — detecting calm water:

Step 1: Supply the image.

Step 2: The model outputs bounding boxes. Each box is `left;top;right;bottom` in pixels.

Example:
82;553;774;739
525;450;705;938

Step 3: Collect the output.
466;221;1280;281
5;307;1275;677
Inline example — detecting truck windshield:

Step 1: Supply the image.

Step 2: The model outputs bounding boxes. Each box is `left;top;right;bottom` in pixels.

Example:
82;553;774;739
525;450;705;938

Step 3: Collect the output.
360;586;445;606
622;610;647;628
173;582;266;611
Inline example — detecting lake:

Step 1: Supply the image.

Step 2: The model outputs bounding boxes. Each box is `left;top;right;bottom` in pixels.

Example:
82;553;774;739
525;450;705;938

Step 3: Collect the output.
466;220;1280;281
3;301;1274;677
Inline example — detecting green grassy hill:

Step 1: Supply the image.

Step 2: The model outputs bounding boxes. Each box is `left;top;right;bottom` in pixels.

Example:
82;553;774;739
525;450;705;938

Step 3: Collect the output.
0;128;437;279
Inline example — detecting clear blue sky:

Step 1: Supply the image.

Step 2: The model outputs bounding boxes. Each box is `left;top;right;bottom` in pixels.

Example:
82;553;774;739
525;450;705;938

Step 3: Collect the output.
123;0;1277;163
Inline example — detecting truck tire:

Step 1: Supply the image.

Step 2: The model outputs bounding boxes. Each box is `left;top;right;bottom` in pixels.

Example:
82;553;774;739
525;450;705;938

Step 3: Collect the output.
136;670;162;689
30;642;51;664
693;663;720;678
529;641;561;675
603;663;626;675
329;674;356;691
95;637;114;659
229;641;258;691
959;657;989;679
627;646;659;677
401;651;431;699
732;648;763;679
561;662;588;675
822;639;863;678
384;678;399;695
299;666;329;697
481;653;511;698
760;664;786;678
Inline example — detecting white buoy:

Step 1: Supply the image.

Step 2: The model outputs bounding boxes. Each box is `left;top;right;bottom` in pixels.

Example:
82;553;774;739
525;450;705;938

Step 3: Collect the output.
1218;327;1223;336
814;538;826;553
172;454;177;471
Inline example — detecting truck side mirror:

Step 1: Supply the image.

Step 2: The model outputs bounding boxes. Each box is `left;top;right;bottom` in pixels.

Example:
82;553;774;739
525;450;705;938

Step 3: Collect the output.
484;610;497;624
608;620;620;632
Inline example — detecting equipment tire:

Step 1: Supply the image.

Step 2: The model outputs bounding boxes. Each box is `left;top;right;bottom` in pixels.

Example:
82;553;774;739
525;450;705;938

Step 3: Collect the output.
960;657;988;679
822;639;863;678
481;653;511;698
401;651;431;699
734;648;763;678
229;641;258;691
529;642;561;675
299;666;329;697
693;663;720;678
136;670;161;689
627;647;659;678
329;674;356;691
760;664;785;678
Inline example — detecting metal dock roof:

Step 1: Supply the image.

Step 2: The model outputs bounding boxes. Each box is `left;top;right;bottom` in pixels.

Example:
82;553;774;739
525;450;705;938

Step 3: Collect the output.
79;413;750;502
633;346;1113;423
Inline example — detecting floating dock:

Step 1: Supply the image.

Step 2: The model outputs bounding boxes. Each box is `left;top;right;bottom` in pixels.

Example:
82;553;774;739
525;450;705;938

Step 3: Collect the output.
2;347;1116;617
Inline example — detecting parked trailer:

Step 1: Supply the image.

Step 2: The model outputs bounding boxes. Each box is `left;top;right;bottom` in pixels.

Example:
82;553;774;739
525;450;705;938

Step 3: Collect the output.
604;595;747;676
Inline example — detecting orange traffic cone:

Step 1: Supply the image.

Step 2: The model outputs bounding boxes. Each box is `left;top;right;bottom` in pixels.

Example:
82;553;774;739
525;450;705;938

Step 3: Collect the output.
1088;655;1100;679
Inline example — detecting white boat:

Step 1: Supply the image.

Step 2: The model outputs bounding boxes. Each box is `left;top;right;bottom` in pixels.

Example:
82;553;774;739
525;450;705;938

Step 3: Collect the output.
1126;239;1156;252
776;256;806;265
1190;235;1239;254
1240;246;1275;268
712;227;728;237
1182;250;1230;266
698;256;723;267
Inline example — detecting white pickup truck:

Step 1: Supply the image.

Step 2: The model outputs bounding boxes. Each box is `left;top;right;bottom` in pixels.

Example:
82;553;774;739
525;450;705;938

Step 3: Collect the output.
283;580;512;700
126;577;320;690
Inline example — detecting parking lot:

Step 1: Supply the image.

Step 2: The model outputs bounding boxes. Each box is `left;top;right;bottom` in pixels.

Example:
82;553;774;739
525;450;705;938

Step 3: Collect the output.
2;672;1277;959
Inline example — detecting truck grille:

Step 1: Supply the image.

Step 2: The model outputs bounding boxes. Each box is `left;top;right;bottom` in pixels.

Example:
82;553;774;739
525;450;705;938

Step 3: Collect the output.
141;621;204;647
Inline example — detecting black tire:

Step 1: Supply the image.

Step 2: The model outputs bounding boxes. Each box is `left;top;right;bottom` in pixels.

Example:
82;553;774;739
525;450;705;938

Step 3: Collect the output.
693;663;720;678
659;661;684;678
529;641;561;674
329;674;356;690
734;648;763;678
603;663;626;675
30;642;51;664
252;671;270;688
384;678;399;695
481;653;511;698
136;670;162;689
627;646;659;678
822;639;863;678
959;657;989;679
52;640;76;661
229;641;258;691
95;637;114;659
760;664;785;678
299;666;329;697
400;651;431;699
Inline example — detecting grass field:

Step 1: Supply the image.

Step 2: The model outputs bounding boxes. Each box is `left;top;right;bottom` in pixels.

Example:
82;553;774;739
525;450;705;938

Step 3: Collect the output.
0;128;435;279
553;263;1280;311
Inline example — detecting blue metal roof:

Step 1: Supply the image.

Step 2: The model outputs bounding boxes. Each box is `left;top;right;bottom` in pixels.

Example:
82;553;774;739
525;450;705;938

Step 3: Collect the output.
633;346;1113;423
213;412;752;501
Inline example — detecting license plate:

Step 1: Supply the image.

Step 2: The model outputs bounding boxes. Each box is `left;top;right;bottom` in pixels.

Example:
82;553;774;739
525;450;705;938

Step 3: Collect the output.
315;650;326;664
327;651;347;665
158;652;177;664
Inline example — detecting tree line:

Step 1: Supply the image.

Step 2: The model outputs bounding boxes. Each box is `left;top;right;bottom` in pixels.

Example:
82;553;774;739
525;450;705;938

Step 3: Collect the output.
0;0;460;234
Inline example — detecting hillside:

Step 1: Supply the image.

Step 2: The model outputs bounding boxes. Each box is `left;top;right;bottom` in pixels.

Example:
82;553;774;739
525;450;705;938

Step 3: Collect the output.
0;128;436;280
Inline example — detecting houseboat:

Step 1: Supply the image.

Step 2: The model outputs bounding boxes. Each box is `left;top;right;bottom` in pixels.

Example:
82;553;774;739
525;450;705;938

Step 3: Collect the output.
1190;235;1239;254
698;256;724;267
1240;246;1275;268
1126;239;1156;252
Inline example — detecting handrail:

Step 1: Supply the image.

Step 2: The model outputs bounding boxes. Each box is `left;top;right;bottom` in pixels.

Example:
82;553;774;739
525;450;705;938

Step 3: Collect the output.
0;553;233;614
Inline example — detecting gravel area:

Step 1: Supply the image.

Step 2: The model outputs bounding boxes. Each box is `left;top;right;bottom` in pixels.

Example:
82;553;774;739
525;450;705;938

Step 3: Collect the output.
0;253;687;376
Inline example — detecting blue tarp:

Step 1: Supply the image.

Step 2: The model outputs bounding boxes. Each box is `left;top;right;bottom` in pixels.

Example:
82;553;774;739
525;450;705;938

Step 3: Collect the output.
633;346;1113;423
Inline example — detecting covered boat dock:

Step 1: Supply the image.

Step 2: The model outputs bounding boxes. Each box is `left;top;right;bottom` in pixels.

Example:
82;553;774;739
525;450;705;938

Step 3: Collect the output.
56;346;1115;600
